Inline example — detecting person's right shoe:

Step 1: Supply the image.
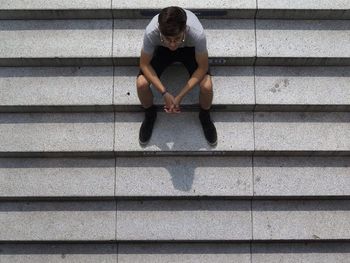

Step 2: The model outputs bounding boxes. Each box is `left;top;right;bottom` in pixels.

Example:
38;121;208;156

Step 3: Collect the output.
139;105;157;145
199;108;217;146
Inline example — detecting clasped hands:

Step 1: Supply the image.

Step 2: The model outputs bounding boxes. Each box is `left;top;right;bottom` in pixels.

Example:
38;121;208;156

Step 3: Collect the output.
163;92;182;113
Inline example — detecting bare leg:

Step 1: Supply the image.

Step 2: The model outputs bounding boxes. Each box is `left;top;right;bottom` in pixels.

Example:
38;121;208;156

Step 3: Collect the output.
199;74;213;110
136;75;153;109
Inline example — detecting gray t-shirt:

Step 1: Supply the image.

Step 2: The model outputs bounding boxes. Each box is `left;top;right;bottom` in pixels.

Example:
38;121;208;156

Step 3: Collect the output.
142;9;207;55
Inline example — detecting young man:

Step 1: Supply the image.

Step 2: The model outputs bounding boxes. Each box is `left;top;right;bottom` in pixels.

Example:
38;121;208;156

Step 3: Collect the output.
136;6;217;146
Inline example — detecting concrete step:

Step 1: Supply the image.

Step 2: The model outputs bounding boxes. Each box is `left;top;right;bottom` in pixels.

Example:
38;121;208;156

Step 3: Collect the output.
252;242;350;263
117;199;350;241
257;0;350;19
1;112;348;157
114;66;255;111
0;1;256;19
0;0;112;19
0;19;254;66
256;20;350;66
0;201;116;241
115;111;350;155
115;65;350;111
117;200;252;241
0;243;118;263
254;112;350;155
0;20;113;66
120;242;350;262
1;156;349;199
115;19;256;66
0;66;255;112
1;66;349;113
115;156;253;198
253;157;350;198
1;200;350;242
1;242;350;262
114;112;254;154
116;156;350;198
0;158;115;199
255;66;350;111
1;19;349;66
253;200;350;241
0;67;114;112
1;1;349;19
0;112;114;157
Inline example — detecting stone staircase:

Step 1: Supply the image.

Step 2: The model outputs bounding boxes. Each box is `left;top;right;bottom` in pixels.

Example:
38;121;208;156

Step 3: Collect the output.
0;1;350;262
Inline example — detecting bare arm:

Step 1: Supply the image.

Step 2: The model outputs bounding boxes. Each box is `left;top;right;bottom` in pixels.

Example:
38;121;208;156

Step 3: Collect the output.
176;52;209;101
139;49;166;94
139;49;176;112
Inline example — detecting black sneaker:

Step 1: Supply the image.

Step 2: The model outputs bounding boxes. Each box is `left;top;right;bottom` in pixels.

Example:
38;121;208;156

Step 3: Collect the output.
139;105;157;145
199;109;217;146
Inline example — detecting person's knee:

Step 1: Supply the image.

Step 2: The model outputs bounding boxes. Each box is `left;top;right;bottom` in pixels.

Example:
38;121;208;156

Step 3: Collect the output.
200;76;213;95
136;75;150;91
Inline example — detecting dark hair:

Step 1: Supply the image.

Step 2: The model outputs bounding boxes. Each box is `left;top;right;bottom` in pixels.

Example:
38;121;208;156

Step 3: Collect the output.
158;6;187;36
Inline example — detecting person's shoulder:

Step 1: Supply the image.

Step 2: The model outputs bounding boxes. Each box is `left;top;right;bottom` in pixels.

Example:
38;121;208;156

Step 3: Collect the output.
184;9;204;34
145;14;159;34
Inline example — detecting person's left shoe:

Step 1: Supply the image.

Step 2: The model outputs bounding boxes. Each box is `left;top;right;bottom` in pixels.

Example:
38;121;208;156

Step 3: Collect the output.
139;105;157;145
199;108;217;146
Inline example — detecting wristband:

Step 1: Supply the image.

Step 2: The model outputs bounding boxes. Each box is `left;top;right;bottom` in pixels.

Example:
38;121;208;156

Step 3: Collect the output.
161;91;167;96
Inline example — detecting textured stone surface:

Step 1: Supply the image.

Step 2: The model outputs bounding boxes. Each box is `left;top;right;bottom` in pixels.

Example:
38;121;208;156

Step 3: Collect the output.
114;0;256;9
115;66;254;107
255;66;350;108
258;0;350;9
252;242;350;263
0;244;117;263
254;157;350;197
0;67;113;107
117;200;251;240
114;112;254;152
118;243;251;263
256;20;350;63
254;112;350;152
113;19;255;58
0;20;112;58
115;156;252;197
0;113;114;153
0;158;115;197
253;200;350;240
0;201;116;241
0;0;111;9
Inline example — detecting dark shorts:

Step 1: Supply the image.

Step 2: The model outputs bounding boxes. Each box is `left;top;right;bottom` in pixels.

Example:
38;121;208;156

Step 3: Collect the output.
138;46;211;78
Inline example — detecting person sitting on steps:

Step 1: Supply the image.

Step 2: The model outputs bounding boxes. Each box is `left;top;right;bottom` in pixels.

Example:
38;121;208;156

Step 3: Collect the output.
136;6;217;146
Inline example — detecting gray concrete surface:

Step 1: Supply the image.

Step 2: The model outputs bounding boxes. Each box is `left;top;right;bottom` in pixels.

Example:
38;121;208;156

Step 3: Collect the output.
0;201;116;241
253;200;350;240
0;0;111;9
255;66;350;110
0;244;117;263
0;113;114;153
114;112;254;152
0;158;115;198
115;156;252;197
0;20;112;59
113;19;255;63
254;157;350;197
258;0;350;10
114;0;256;9
0;67;113;108
257;0;350;19
252;242;350;263
117;200;251;240
254;112;350;153
118;243;251;263
115;66;255;108
256;20;350;65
